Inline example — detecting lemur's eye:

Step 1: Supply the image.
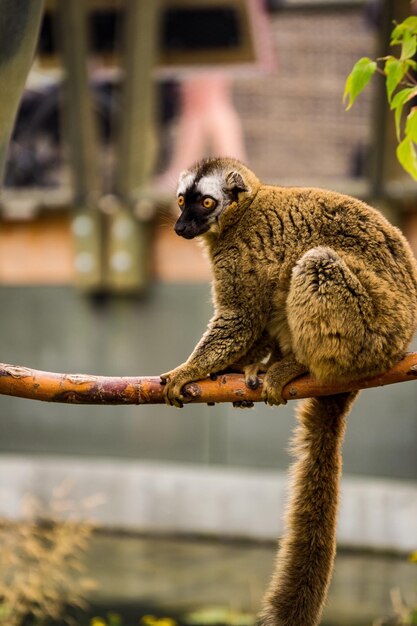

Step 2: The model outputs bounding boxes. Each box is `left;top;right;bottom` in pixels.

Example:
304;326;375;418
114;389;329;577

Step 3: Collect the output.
177;195;185;208
202;196;216;209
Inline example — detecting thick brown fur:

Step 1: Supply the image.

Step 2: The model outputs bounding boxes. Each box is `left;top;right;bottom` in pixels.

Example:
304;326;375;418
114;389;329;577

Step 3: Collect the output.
160;158;417;625
260;392;357;626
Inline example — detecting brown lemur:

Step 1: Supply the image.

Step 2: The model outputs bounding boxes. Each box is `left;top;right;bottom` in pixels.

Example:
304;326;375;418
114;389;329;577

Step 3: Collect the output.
160;157;417;626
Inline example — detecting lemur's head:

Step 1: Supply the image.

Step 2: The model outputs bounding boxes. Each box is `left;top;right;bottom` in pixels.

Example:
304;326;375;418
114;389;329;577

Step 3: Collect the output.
174;157;259;239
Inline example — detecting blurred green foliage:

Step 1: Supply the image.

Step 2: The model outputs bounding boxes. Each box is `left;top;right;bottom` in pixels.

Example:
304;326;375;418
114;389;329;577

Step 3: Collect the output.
345;15;417;180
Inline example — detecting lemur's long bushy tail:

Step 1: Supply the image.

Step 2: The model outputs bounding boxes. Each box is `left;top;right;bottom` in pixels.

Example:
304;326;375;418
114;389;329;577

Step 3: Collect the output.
260;392;358;626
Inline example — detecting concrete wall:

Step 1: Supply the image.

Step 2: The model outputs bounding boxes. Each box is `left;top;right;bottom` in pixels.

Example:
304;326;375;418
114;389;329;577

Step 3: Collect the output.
1;455;417;552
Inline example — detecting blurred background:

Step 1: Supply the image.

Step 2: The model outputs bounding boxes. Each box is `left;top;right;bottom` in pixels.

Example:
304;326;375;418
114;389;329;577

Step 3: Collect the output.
0;1;417;625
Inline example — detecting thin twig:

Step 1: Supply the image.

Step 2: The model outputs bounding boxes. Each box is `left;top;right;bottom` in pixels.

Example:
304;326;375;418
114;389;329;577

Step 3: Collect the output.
0;354;416;406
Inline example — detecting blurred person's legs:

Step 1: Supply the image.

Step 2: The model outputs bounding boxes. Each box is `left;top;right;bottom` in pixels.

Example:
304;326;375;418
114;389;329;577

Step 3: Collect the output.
202;74;246;160
155;74;246;190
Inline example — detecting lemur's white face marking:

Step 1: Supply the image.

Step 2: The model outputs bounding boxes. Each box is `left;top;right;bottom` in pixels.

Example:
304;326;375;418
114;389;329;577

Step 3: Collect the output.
177;171;195;196
195;175;224;202
177;172;224;206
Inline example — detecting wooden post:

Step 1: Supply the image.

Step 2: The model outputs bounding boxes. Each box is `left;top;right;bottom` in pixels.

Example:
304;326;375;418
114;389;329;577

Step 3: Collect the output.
58;0;104;290
106;0;159;292
370;0;411;199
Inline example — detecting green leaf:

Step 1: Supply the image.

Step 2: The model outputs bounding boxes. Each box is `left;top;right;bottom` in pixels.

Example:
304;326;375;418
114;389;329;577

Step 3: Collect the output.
390;86;417;140
406;107;417;142
406;58;417;71
391;16;417;43
384;57;406;101
390;86;417;110
400;30;417;60
397;136;417;180
344;57;377;110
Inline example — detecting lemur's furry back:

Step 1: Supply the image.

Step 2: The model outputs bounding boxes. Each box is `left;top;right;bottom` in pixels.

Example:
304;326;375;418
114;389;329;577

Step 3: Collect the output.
161;158;417;626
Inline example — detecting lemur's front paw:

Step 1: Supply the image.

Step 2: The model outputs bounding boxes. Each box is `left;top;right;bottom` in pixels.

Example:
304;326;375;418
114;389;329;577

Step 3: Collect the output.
160;365;198;408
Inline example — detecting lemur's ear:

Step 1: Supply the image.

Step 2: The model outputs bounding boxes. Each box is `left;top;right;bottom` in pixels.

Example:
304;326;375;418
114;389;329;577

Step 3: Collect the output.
225;170;249;193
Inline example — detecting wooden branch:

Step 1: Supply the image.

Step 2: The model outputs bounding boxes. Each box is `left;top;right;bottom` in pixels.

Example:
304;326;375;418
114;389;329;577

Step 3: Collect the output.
0;354;417;405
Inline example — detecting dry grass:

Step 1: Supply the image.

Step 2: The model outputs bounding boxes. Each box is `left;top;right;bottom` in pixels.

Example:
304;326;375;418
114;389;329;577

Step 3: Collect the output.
0;482;102;626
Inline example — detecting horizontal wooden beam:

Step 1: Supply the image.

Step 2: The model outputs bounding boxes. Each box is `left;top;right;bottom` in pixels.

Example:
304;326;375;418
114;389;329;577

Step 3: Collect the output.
0;353;417;406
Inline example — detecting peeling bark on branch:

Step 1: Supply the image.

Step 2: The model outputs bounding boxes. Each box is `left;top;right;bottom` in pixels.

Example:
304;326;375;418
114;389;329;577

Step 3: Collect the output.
0;354;417;405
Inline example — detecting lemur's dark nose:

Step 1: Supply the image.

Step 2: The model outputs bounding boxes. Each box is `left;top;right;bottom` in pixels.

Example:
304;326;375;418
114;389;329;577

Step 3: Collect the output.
174;221;186;236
